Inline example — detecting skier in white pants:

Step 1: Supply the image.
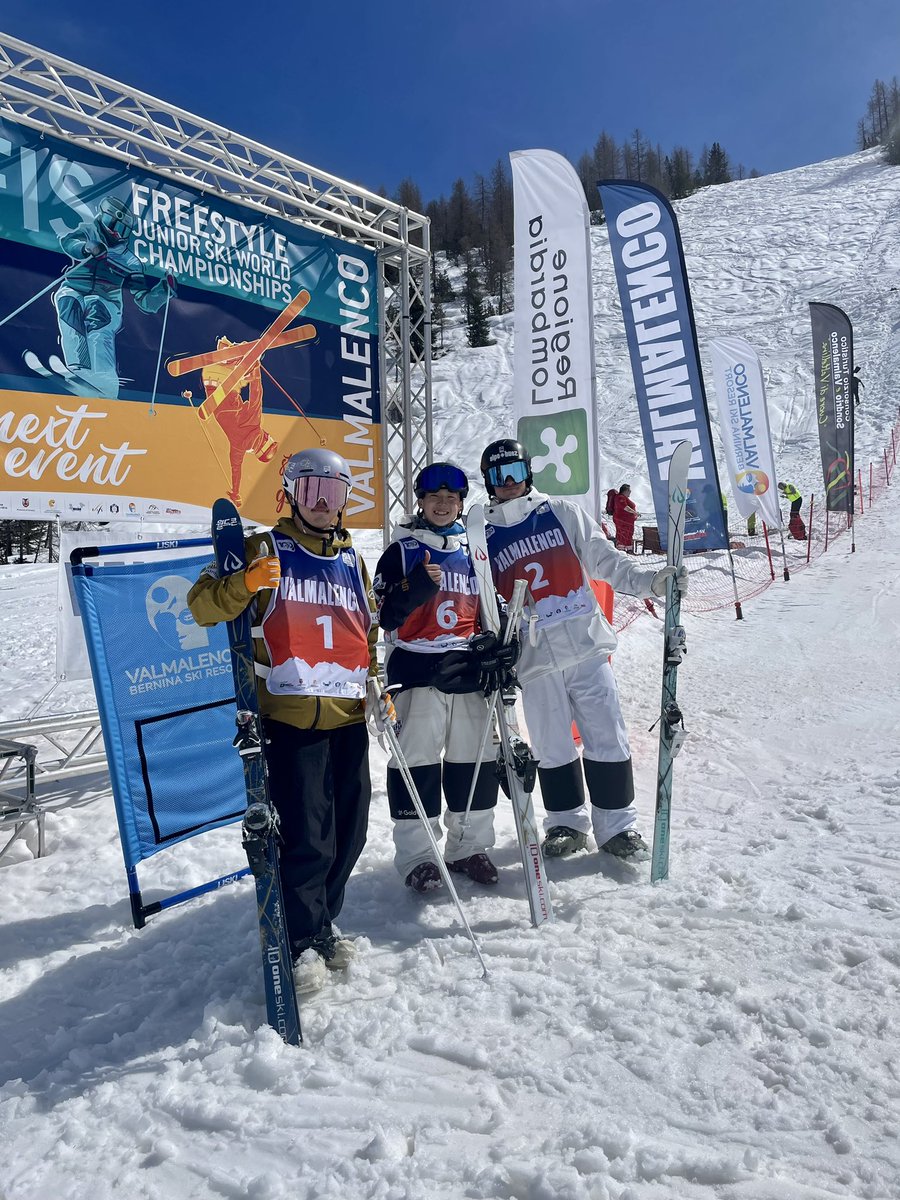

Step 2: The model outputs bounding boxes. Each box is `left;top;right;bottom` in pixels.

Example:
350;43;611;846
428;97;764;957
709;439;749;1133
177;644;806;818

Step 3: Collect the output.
372;462;518;892
475;439;688;861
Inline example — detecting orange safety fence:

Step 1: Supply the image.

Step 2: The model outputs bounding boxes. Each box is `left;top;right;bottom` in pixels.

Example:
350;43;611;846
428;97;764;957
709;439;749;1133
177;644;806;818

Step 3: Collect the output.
608;412;900;630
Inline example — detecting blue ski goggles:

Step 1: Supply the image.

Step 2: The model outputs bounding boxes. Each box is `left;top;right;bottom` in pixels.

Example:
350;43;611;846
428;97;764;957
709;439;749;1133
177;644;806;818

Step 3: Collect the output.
485;460;529;488
416;463;469;496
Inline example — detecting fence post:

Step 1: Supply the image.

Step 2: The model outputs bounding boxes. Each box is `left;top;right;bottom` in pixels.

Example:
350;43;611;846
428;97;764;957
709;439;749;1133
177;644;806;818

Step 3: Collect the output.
762;522;775;580
869;461;874;508
857;467;864;515
886;448;892;487
808;495;815;564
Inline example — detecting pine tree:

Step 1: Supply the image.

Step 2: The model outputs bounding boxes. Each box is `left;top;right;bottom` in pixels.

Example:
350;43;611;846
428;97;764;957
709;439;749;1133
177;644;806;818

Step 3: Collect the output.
666;146;695;199
463;254;494;348
447;178;475;261
705;142;732;185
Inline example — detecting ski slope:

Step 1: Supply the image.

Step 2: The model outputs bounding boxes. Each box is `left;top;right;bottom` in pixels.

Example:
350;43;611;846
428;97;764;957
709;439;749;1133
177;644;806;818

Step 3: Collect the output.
1;150;899;1200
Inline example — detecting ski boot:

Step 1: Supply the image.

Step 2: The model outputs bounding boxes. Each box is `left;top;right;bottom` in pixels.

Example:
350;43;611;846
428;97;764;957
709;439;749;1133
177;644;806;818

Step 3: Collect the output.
405;861;443;893
447;853;499;885
542;825;589;857
600;830;649;860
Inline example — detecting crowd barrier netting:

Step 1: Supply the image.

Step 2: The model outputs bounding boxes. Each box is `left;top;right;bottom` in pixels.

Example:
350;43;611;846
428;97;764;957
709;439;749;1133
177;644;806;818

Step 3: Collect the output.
608;413;899;628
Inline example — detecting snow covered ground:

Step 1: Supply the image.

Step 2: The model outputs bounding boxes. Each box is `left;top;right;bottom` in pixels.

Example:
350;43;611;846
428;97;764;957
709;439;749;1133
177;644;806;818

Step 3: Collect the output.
1;151;899;1200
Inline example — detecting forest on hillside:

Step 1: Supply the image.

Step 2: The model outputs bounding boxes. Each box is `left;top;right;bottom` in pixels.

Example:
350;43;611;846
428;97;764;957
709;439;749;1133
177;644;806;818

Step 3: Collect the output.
390;75;900;352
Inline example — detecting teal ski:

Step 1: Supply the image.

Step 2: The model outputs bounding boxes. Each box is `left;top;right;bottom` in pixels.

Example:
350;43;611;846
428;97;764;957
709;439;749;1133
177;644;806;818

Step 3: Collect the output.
651;440;691;884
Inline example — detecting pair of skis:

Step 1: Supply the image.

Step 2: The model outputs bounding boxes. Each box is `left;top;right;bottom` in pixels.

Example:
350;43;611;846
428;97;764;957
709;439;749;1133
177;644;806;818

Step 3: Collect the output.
467;511;552;929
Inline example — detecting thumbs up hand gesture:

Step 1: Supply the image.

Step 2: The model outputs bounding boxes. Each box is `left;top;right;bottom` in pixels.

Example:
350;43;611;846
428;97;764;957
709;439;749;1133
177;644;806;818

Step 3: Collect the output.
245;542;281;593
422;549;442;585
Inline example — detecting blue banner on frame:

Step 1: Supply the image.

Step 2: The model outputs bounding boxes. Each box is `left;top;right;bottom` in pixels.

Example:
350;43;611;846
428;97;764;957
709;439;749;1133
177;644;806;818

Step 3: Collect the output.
73;547;244;871
598;180;727;553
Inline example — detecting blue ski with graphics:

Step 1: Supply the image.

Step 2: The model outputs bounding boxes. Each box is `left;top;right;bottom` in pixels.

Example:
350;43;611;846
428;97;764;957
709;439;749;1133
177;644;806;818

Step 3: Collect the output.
651;441;691;884
212;497;302;1045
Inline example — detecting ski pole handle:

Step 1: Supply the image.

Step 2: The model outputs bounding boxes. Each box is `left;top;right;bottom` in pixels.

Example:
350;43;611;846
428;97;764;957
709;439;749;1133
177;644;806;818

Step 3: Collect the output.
366;677;397;732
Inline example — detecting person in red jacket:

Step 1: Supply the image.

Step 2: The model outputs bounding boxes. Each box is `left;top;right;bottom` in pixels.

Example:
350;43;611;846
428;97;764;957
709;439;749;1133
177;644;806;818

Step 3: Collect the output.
612;485;639;552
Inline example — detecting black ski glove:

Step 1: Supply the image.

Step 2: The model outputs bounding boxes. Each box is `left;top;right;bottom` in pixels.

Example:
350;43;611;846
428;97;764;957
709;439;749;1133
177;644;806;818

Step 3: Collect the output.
469;630;521;696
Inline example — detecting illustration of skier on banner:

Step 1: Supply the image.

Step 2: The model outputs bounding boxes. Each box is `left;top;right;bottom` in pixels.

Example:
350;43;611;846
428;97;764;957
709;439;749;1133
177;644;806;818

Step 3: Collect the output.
180;339;278;507
169;292;317;508
29;195;176;397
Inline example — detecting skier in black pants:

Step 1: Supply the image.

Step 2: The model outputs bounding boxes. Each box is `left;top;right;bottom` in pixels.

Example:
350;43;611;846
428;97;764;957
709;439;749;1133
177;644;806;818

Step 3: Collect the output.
188;448;380;991
373;462;519;894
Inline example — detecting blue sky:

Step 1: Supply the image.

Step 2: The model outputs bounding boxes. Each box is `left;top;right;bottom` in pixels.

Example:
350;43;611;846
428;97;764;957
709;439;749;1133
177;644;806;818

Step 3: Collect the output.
2;1;899;202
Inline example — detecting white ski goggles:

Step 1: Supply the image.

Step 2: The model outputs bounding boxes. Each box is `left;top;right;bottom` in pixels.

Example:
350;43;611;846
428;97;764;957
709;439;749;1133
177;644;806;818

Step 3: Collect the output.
288;475;349;511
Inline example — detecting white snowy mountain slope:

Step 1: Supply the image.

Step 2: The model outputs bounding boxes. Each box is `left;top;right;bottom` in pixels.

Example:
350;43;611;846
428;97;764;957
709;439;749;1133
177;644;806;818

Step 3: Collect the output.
1;150;899;1200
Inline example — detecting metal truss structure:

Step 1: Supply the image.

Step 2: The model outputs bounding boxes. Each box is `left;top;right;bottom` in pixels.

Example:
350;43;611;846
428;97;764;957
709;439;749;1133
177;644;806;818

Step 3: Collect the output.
0;32;433;537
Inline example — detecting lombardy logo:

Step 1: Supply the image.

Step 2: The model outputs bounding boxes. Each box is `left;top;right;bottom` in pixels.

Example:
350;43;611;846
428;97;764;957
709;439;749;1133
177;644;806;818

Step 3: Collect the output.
145;575;209;651
735;468;770;496
519;410;590;496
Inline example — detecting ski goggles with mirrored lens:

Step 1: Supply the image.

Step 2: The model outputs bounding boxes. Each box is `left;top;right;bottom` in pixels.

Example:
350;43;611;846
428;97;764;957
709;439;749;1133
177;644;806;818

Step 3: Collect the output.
485;460;529;488
289;475;349;510
417;463;468;496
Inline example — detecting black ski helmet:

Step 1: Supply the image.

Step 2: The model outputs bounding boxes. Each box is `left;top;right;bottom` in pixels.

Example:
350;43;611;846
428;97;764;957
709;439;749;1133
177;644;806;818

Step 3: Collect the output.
480;438;532;494
414;461;469;500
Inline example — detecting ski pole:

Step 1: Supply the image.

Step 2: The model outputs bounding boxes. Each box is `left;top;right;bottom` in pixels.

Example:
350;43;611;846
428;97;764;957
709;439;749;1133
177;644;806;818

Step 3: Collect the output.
373;680;489;979
459;579;528;830
0;255;92;330
148;281;173;418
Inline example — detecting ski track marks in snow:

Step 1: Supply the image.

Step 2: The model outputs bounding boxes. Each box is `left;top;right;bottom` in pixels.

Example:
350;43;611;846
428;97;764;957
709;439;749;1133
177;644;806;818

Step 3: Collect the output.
2;150;900;1199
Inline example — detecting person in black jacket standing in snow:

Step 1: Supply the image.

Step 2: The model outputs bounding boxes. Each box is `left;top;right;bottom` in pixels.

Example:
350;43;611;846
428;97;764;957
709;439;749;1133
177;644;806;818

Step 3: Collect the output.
373;462;517;893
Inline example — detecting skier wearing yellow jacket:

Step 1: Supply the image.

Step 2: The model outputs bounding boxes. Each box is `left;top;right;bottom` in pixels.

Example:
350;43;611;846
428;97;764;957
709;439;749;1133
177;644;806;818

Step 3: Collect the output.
188;448;379;989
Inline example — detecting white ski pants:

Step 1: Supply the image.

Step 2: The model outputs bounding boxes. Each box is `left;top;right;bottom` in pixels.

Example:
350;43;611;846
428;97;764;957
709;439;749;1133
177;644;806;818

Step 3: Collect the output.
386;687;498;881
521;658;639;846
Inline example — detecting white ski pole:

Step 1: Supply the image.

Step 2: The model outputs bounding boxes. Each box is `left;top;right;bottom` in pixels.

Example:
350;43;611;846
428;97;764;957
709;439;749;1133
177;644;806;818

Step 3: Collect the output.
373;681;489;979
459;579;528;830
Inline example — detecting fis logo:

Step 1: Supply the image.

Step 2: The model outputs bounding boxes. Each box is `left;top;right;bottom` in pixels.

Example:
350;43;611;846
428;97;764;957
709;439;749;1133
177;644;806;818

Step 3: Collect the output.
519;411;590;496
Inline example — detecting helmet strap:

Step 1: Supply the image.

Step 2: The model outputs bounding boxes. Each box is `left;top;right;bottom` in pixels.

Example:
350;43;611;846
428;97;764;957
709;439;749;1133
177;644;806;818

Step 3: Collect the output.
288;497;340;544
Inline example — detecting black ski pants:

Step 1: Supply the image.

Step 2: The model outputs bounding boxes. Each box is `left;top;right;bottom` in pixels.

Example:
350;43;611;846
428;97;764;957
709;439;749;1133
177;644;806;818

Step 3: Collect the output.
262;718;371;957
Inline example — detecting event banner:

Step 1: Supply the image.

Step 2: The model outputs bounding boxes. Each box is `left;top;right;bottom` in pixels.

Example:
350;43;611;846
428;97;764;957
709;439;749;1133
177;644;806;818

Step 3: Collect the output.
511;149;599;518
0;116;382;526
71;547;245;869
708;336;782;529
598;180;728;553
809;303;854;513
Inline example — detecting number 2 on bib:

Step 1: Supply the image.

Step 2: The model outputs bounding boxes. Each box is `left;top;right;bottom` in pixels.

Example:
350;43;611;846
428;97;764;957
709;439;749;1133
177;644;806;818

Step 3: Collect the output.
523;561;548;592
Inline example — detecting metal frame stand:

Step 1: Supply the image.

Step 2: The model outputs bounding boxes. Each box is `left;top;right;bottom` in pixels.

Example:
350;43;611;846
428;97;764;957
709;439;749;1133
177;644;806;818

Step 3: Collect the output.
0;32;432;542
0;35;436;825
0;736;42;862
